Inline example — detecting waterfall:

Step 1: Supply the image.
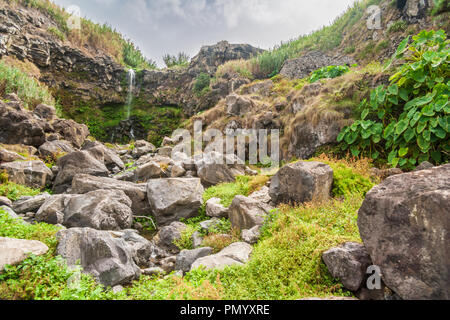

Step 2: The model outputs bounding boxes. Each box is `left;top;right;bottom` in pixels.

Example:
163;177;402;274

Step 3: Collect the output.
125;69;135;119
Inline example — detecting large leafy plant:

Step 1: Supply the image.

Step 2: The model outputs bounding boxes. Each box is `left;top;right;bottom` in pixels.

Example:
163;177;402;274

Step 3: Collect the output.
309;65;350;83
338;30;449;169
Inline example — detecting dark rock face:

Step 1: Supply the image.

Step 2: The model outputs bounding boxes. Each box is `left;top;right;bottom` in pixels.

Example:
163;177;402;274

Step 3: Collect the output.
269;161;333;205
56;228;141;287
358;164;450;300
189;41;264;75
280;51;355;80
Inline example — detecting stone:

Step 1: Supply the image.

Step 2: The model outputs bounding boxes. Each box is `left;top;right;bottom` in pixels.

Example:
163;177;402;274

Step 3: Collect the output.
269;161;333;205
132;140;156;158
153;221;187;254
33;103;56;120
38;140;74;159
0;148;25;162
157;146;173;157
280;50;354;79
56;228;140;287
0;196;12;207
226;94;253;116
147;178;204;226
191;242;252;271
322;242;372;292
141;267;165;276
110;229;154;268
71;174;150;215
170;164;186;178
135;161;165;181
358;164;450;300
414;161;434;171
0;160;53;189
63;190;133;230
176;247;213;273
51;119;89;149
53;151;109;193
35;194;74;225
12;193;50;214
0;205;25;223
241;226;262;245
0;237;49;271
195;152;246;186
205;197;229;218
240;80;273;97
229;195;273;231
199;218;221;233
191;231;204;248
83;143;125;171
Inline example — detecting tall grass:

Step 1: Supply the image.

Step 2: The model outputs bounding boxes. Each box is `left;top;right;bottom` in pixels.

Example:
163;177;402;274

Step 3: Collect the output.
0;60;57;110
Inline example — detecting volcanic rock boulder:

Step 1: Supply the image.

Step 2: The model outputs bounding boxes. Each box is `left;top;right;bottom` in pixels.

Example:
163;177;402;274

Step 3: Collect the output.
269;161;333;205
190;242;252;271
56;228;141;287
71;174;150;215
322;242;373;292
147;178;204;226
38;140;75;159
195;152;246;187
0;160;53;189
53;151;109;193
0;237;49;271
176;247;214;273
358;164;450;300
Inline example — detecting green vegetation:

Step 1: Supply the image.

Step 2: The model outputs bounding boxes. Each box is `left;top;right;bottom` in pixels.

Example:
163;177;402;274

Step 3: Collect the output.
309;65;351;83
163;52;190;69
338;30;450;169
193;73;211;96
388;20;408;33
0;60;58;110
0;181;42;202
123;42;156;70
431;0;449;16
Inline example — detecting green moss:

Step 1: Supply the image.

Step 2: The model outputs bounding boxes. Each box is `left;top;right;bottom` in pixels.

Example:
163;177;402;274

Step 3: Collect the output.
0;181;42;201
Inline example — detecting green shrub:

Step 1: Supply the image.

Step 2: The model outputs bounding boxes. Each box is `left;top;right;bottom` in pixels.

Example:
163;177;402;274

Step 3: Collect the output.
309;65;350;83
0;181;42;201
203;176;252;207
174;225;198;251
163;52;190;68
338;30;450;169
388;20;408;33
329;163;374;197
193;73;211;96
122;42;156;70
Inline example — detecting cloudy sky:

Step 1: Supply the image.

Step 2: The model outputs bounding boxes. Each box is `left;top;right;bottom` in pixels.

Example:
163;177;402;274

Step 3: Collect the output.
52;0;357;66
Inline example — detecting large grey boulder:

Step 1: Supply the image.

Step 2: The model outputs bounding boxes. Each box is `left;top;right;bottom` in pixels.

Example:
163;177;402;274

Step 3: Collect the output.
56;228;141;287
229;187;273;231
322;242;372;292
132;140;156;158
53;151;109;193
0;160;53;189
71;174;150;215
0;148;25;162
153;221;188;254
12;193;50;214
35;194;74;225
205;197;229;219
0;197;12;207
226;94;254;116
147;178;204;226
135;161;166;181
83;143;125;171
358;164;450;300
43;190;133;230
191;242;252;271
195;152;246;186
38;140;74;160
269;161;333;205
241;226;262;245
176;247;213;273
109;229;154;268
0;237;49;271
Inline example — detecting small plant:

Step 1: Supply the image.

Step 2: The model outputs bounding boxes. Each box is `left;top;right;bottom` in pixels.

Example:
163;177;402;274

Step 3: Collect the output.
0;181;42;201
174;225;198;251
338;30;450;169
388;20;408;33
309;65;350;83
163;52;190;68
0;169;8;184
344;45;356;54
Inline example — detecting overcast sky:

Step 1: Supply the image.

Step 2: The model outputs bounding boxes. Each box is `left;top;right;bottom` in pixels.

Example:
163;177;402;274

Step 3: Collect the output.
52;0;357;67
